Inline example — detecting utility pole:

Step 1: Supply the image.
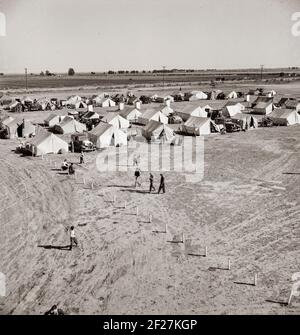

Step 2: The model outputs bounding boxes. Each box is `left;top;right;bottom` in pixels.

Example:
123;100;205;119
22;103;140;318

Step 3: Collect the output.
162;66;166;90
25;67;28;91
260;65;264;81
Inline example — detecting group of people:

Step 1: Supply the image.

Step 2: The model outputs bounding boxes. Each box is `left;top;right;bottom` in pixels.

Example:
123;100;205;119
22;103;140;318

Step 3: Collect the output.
61;152;85;175
134;169;165;194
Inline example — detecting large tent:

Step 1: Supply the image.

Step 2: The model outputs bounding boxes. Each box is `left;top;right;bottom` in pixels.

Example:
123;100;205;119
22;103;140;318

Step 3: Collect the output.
88;123;127;148
142;120;175;143
44;114;63;127
252;101;273;115
101;113;130;129
160;105;174;116
53;116;87;134
26;130;69;156
269;109;300;126
119;107;142;123
176;105;208;121
66;95;82;107
231;113;258;130
181;116;211;136
222;105;243;118
0;119;35;139
138;109;168;125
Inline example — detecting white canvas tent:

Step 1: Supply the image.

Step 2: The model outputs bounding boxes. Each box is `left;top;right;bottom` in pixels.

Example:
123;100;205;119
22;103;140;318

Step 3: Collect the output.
44;114;62;127
189;91;208;100
160;105;174;116
88;123;127;148
119;107;142;123
176;105;208;121
222;105;242;117
138;109;168;125
269;109;300;126
231;113;258;130
142;120;175;143
101;113;130;129
53;116;87;134
181;116;211;136
26;130;69;156
226;91;238;99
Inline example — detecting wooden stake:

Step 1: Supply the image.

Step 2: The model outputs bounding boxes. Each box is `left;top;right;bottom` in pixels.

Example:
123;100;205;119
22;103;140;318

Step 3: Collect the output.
124;201;127;209
228;259;231;270
205;246;208;257
83;177;86;185
91;182;94;190
113;195;116;203
181;233;185;243
136;207;139;216
165;223;168;233
254;273;258;286
288;290;293;306
149;214;152;223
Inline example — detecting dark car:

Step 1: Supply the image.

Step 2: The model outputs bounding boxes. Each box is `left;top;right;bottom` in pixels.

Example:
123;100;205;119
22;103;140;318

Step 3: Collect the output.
260;117;273;127
225;122;241;133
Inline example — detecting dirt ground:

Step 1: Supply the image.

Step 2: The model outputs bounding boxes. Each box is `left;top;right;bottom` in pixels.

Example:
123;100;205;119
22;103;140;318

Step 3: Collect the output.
0;122;300;315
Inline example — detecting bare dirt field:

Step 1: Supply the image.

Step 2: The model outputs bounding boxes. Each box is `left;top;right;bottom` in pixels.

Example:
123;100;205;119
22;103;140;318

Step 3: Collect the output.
1;123;300;315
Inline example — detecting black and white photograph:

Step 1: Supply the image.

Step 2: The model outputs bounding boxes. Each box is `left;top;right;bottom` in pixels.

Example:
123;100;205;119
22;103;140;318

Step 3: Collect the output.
0;0;300;321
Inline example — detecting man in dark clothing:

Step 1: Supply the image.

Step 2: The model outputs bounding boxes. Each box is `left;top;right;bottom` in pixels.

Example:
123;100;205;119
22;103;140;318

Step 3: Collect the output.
158;174;165;194
149;173;155;193
79;151;84;164
69;163;75;175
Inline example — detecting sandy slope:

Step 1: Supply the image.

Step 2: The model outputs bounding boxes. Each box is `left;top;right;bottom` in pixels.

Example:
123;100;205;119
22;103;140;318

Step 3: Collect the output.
1;126;300;315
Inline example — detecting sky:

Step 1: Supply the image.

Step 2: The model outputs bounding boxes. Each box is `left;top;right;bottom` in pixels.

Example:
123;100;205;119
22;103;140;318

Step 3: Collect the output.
0;0;299;73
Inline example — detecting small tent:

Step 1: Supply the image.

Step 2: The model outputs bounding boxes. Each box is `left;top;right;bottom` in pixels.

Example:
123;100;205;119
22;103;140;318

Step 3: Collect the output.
142;120;175;143
26;130;69;156
98;98;116;108
8;101;23;113
181;116;211;136
138;109;168;125
226;91;238;99
88;123;127;148
269;109;300;126
187;91;208;101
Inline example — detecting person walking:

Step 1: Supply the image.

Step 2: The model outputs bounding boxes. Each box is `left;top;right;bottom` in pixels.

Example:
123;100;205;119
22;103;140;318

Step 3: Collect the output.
134;168;141;187
69;226;78;250
158;174;165;194
149;173;155;193
79;151;84;164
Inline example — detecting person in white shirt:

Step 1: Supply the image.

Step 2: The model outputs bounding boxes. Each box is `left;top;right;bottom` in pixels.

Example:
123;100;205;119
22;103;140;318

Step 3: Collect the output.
69;226;78;250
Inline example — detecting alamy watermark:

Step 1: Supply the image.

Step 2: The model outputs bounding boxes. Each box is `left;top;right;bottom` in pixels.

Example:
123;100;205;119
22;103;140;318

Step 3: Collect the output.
96;136;205;183
0;272;5;297
291;12;300;37
0;11;6;37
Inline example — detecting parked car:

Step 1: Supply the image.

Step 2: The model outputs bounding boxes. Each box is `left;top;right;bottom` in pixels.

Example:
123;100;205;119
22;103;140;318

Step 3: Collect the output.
225;122;241;133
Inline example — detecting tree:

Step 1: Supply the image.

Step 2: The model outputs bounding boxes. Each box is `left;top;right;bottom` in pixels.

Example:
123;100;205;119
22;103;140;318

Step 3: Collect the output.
40;71;45;76
45;70;51;76
68;68;75;76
